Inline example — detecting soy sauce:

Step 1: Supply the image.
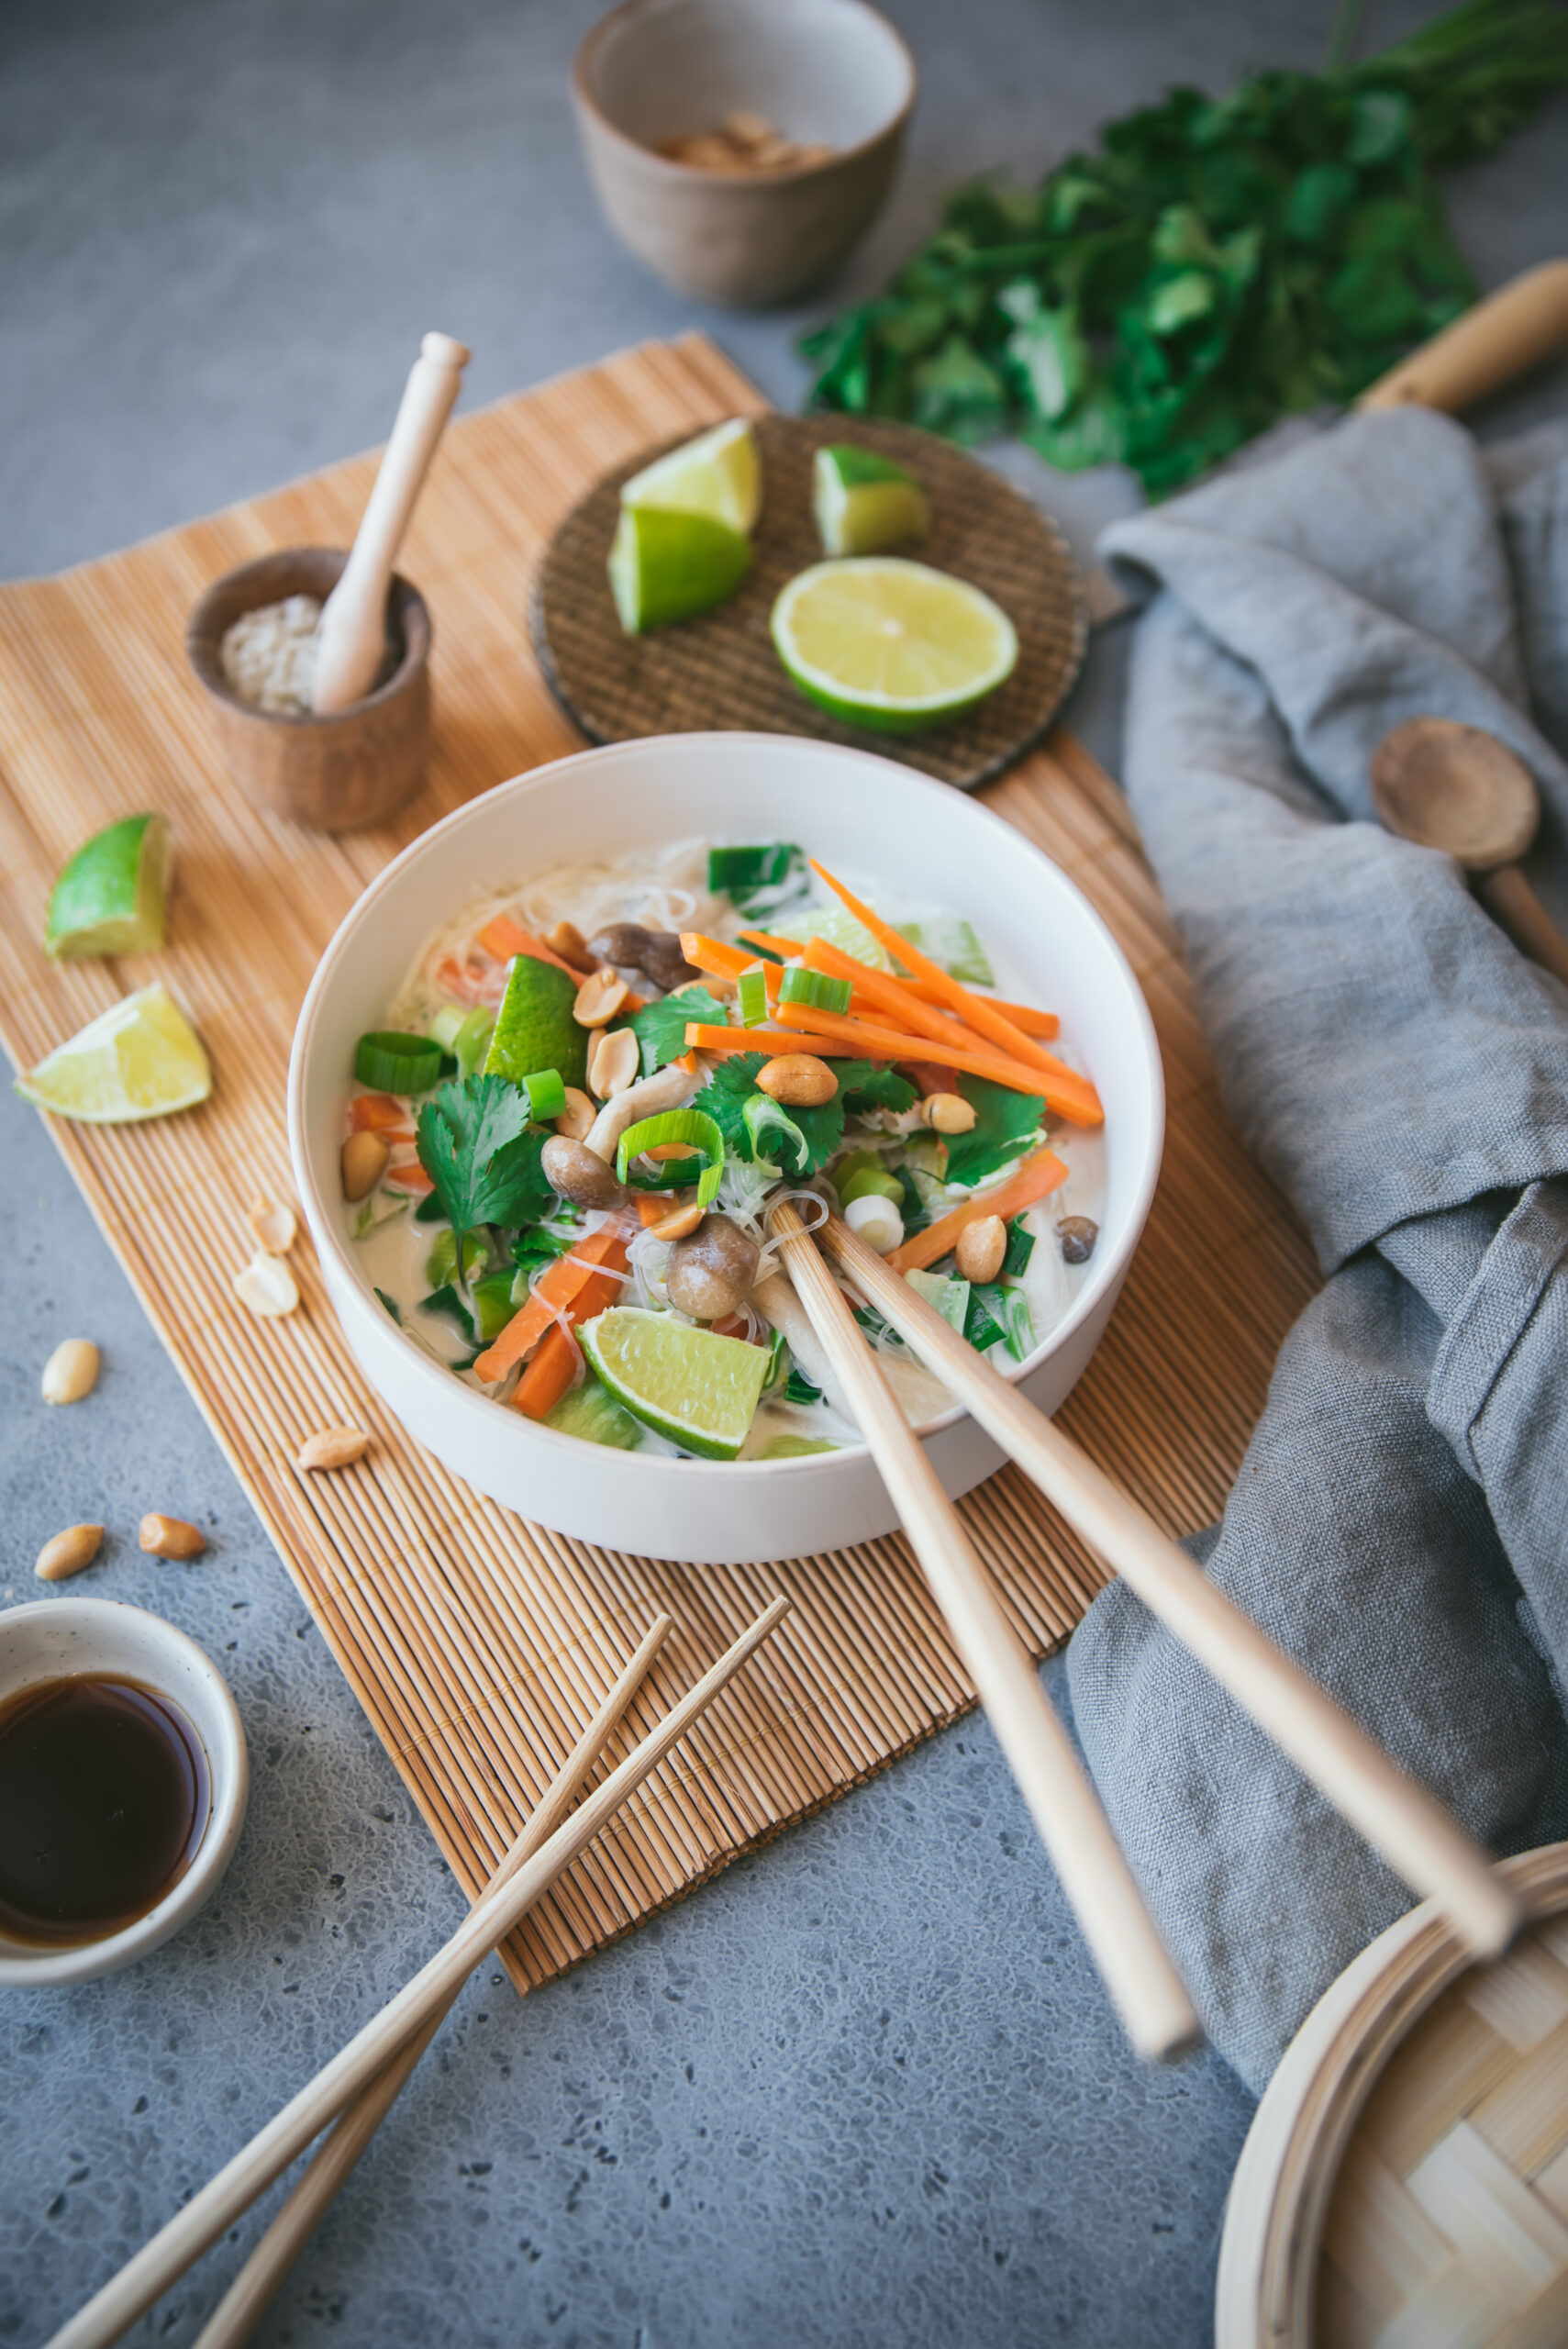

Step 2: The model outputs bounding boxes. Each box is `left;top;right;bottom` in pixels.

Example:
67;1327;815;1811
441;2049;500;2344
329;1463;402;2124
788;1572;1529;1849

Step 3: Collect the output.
0;1675;209;1946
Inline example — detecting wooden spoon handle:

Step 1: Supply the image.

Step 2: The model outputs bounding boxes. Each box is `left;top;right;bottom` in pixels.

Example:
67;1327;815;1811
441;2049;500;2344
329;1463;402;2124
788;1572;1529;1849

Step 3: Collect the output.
1477;863;1568;989
772;1205;1199;2062
1357;259;1568;415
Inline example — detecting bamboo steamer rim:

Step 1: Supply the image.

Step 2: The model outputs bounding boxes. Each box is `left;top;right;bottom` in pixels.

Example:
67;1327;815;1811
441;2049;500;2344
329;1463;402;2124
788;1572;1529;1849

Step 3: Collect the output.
1216;1839;1568;2348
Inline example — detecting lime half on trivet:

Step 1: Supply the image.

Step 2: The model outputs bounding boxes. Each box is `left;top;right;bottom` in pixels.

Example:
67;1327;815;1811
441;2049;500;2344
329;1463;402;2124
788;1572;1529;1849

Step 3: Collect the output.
580;1308;770;1459
45;813;172;959
813;445;929;557
16;982;211;1122
620;417;762;536
771;558;1018;734
607;506;752;635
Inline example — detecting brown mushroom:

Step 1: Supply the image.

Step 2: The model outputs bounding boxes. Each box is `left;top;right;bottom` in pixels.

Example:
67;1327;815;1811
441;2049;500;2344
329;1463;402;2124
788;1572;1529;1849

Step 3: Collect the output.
540;1135;628;1211
1056;1216;1099;1266
665;1213;761;1321
586;923;702;993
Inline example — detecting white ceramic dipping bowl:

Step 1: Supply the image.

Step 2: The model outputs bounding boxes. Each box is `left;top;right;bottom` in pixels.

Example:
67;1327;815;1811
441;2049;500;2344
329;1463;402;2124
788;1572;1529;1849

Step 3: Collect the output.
0;1598;250;1987
289;734;1163;1564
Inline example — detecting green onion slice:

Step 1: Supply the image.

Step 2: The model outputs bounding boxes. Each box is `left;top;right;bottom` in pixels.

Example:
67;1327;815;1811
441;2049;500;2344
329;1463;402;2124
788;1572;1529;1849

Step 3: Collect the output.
427;1004;468;1052
616;1108;725;1207
778;966;851;1015
741;1091;808;1176
452;1009;495;1081
736;963;769;1028
354;1030;444;1093
523;1067;567;1122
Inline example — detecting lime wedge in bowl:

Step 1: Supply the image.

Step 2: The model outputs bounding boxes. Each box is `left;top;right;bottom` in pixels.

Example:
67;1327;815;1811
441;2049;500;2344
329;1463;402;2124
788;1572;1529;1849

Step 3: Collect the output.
483;952;586;1090
813;445;929;557
45;813;172;959
580;1308;770;1460
772;558;1018;734
621;418;762;536
16;982;211;1122
607;506;751;635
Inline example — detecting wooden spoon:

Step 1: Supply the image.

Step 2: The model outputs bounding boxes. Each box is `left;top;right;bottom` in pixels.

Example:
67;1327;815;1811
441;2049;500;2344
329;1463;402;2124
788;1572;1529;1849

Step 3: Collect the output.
1371;717;1568;988
311;330;470;713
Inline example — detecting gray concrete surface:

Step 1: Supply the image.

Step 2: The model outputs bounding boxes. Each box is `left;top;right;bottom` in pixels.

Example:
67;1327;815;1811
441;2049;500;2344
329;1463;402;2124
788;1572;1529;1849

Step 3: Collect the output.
2;2;1565;2343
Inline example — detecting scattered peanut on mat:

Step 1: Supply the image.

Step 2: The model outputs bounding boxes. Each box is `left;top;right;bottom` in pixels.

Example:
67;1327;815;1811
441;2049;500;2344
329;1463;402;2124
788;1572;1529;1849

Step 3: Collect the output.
234;1252;300;1317
298;1426;370;1472
248;1195;297;1253
139;1513;206;1560
36;1523;104;1581
41;1338;99;1405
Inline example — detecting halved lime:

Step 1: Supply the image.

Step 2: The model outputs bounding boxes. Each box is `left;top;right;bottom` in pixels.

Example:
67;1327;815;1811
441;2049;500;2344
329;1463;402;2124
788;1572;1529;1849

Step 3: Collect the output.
45;813;172;960
621;418;762;536
813;445;929;557
607;506;751;635
772;559;1018;734
16;982;211;1122
580;1308;769;1460
484;952;586;1091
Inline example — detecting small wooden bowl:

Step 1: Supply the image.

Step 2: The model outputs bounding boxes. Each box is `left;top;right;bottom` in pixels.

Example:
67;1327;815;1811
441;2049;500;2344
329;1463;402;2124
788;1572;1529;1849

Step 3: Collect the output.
186;548;431;831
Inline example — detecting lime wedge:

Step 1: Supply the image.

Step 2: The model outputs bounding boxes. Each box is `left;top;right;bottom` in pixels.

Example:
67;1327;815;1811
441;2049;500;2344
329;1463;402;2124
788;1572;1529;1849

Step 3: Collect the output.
607;506;751;635
484;953;586;1091
772;559;1018;734
45;814;172;960
580;1308;770;1460
771;904;892;972
16;982;211;1122
814;445;929;557
621;418;762;536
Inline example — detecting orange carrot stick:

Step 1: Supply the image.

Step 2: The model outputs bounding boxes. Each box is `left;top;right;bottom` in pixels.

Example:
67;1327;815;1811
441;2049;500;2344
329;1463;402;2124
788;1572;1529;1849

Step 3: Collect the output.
513;1322;581;1420
677;933;780;1001
808;860;1090;1098
885;1149;1069;1274
476;915;582;980
473;1226;629;1384
773;1003;1052;1101
350;1092;412;1131
683;1024;857;1058
383;1163;435;1196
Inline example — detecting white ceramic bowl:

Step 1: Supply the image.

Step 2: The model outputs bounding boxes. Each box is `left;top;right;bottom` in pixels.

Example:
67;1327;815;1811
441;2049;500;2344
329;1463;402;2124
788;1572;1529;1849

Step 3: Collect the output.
289;734;1162;1564
0;1599;249;1987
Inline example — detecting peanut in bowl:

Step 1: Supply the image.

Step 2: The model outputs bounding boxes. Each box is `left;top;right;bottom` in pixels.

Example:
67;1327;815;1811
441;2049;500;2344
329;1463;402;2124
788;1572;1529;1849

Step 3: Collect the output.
287;733;1162;1564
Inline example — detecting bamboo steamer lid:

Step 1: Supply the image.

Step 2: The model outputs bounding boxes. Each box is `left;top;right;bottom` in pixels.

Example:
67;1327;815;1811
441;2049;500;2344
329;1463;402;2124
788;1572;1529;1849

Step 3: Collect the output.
1217;1842;1568;2348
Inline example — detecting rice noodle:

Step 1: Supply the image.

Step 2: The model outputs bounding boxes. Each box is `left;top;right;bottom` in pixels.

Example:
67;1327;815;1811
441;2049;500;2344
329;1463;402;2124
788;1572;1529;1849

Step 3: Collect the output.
754;1186;831;1284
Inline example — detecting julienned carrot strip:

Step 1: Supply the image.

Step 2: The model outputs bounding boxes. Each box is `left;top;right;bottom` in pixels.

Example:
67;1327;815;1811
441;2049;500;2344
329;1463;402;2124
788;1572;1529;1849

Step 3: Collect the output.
351;1092;412;1132
808;859;1083;1092
476;915;581;979
677;1050;699;1074
637;1195;668;1227
885;1149;1069;1274
803;936;1061;1046
512;1322;579;1420
473;1226;629;1383
678;933;780;1003
683;1024;857;1057
383;1163;434;1195
925;987;1059;1041
804;939;1004;1063
773;1003;1048;1099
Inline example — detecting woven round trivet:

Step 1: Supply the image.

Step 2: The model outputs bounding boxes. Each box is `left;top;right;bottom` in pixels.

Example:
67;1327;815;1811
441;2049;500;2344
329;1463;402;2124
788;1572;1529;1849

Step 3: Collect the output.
1217;1840;1568;2349
532;414;1088;793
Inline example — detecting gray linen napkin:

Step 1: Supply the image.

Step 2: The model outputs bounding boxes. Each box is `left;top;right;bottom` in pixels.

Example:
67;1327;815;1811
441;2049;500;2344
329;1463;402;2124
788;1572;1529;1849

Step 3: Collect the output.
1064;407;1568;2090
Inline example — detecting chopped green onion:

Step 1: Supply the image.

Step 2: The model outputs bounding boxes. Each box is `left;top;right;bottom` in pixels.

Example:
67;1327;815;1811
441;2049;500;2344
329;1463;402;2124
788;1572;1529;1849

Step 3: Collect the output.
839;1163;904;1208
706;842;806;917
354;1030;444;1093
741;1090;808;1176
905;1267;972;1333
999;1287;1035;1363
523;1067;566;1122
778;966;852;1015
616;1107;725;1207
895;1166;929;1236
427;1004;468;1052
425;1230;488;1289
736;963;770;1028
452;1009;495;1082
760;1327;789;1394
736;933;785;965
471;1267;520;1342
784;1367;822;1407
963;1285;1009;1353
421;1283;476;1342
1003;1217;1037;1277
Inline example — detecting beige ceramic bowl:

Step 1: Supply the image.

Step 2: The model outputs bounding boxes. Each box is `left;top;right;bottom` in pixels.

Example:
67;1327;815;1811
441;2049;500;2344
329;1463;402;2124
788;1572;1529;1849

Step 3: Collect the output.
187;547;431;832
573;0;917;306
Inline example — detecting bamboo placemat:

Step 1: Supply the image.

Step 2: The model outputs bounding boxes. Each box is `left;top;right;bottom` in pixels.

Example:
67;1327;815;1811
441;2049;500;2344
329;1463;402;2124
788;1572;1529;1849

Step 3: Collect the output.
0;334;1318;1996
534;412;1088;790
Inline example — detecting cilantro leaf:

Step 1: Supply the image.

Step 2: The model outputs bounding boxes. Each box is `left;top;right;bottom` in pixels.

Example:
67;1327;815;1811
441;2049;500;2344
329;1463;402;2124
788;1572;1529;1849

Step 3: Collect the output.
415;1075;552;1239
626;986;731;1075
692;1053;846;1176
836;1060;917;1114
706;843;807;918
943;1074;1046;1189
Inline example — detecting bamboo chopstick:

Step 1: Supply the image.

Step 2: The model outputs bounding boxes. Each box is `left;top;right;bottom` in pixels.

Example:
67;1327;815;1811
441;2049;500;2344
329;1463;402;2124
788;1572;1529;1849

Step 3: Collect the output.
769;1204;1198;2062
818;1209;1521;1960
191;1613;674;2349
50;1596;792;2349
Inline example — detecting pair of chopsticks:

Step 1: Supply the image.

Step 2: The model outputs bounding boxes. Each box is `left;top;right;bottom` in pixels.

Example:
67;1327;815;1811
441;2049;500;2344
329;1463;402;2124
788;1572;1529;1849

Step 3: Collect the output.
50;1598;791;2349
771;1203;1520;2060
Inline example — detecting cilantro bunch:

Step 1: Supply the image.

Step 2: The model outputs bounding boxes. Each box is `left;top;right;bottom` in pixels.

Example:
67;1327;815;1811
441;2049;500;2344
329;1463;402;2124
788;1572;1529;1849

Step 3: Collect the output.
801;0;1568;496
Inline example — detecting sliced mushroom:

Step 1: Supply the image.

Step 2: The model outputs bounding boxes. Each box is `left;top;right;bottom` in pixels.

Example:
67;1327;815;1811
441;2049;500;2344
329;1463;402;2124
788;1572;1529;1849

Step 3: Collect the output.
751;1270;849;1417
665;1214;761;1322
540;1135;628;1210
586;923;702;994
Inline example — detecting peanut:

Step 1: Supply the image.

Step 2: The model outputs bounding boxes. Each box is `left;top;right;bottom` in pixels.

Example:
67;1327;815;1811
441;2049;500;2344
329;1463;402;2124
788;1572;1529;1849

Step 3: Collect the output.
36;1523;104;1581
648;1200;703;1242
922;1092;976;1135
41;1338;99;1406
756;1053;837;1108
553;1086;596;1142
139;1513;206;1561
548;919;597;974
298;1426;370;1472
234;1252;300;1318
956;1214;1007;1286
573;967;629;1028
588;1025;639;1101
248;1195;297;1253
341;1130;390;1202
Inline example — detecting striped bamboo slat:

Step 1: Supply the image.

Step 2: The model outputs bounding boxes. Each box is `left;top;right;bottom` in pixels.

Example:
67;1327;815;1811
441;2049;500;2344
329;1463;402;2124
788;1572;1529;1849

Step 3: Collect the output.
0;334;1319;1995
